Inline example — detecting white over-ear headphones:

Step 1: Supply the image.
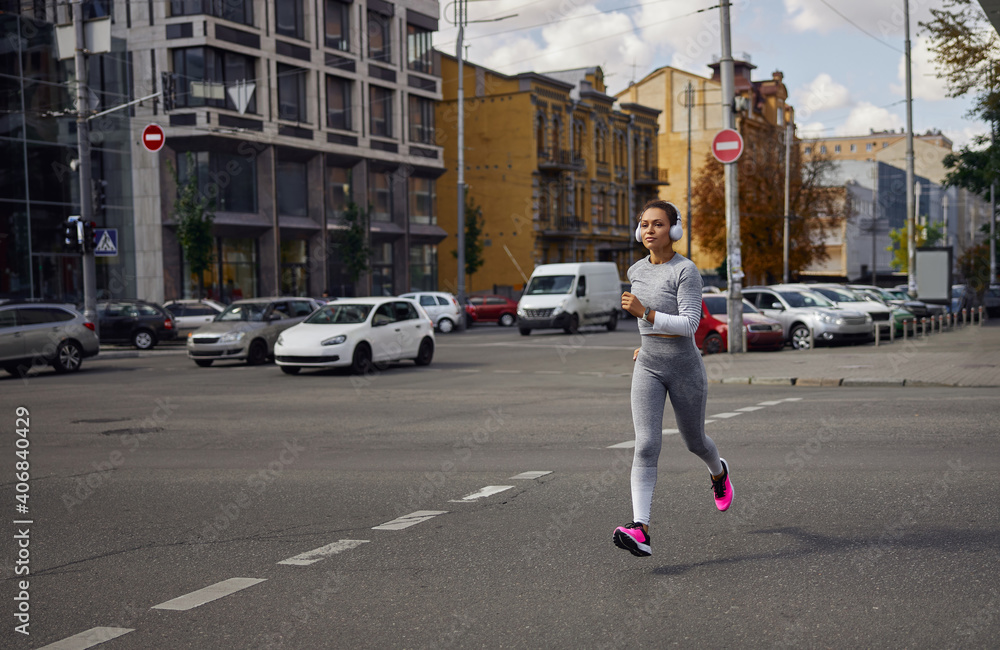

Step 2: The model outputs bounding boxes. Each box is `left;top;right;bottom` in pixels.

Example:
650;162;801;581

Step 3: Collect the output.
635;201;683;244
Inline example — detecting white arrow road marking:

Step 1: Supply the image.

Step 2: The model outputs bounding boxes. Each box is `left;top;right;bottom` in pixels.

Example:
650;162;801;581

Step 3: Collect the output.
372;510;448;530
449;485;514;502
278;540;370;566
38;627;134;650
152;578;266;611
510;471;552;480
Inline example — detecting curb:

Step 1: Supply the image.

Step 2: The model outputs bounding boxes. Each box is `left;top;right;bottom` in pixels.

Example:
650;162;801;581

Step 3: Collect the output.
749;376;795;386
836;377;906;388
794;377;843;387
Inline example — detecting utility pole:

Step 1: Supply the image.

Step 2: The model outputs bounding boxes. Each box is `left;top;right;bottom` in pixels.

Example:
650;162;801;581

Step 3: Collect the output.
73;0;98;335
456;0;467;304
872;160;879;286
904;0;916;296
686;82;693;261
719;0;744;353
783;116;791;284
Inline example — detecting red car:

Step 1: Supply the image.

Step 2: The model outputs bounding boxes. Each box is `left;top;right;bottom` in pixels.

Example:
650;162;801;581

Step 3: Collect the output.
466;295;519;327
696;295;784;354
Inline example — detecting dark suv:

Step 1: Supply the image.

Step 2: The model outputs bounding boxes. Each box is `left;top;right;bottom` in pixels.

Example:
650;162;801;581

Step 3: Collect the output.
0;302;100;376
97;300;176;349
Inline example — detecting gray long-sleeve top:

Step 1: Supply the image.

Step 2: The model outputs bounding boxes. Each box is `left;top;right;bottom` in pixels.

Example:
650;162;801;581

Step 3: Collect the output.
626;253;703;338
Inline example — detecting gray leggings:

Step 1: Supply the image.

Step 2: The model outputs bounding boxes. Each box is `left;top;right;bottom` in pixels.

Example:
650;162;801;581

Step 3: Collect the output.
629;335;722;525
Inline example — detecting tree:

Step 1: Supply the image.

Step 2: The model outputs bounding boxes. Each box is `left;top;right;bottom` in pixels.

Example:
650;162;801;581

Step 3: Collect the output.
167;152;215;299
339;201;371;286
691;125;848;285
886;221;946;272
451;189;485;290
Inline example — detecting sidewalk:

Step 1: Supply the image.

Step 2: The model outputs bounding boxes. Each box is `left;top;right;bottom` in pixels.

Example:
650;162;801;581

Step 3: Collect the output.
703;320;1000;388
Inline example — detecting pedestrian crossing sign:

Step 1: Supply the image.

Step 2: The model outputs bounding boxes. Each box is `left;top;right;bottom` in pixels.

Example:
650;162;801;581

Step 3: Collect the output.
94;228;118;257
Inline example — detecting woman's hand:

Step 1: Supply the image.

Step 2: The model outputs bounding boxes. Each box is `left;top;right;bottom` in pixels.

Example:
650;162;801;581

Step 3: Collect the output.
633;348;640;361
622;291;644;319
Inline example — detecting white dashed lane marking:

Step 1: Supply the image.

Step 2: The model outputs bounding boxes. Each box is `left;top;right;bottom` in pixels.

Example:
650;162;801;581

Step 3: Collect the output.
449;485;514;502
735;406;765;412
708;412;742;419
510;471;553;480
152;578;266;611
372;510;448;530
278;540;370;566
37;627;134;650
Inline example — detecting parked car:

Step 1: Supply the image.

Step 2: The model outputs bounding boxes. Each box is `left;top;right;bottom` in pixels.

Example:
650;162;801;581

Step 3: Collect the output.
186;297;322;367
0;302;99;376
847;286;916;336
466;295;518;327
891;285;947;316
463;300;478;329
697;295;784;354
398;291;463;333
163;299;226;336
797;284;893;332
742;285;872;349
274;297;435;374
96;299;176;349
517;262;621;335
951;284;972;315
985;285;1000;318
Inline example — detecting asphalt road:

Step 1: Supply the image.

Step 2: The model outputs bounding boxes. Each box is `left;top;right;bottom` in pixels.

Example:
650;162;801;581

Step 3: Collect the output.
1;322;998;649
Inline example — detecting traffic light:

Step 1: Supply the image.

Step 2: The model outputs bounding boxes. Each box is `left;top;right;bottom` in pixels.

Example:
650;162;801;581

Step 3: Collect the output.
63;217;82;253
161;72;177;112
82;221;96;253
92;179;108;215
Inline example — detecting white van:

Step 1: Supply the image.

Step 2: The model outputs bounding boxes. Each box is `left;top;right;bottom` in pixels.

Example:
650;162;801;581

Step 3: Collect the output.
516;262;622;335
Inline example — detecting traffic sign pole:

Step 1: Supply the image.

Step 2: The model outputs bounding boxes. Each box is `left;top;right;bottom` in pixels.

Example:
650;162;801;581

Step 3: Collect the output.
73;0;98;337
718;0;744;354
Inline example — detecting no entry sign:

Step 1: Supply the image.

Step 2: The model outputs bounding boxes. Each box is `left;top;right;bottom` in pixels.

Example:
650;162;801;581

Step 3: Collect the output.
142;123;165;153
711;128;744;164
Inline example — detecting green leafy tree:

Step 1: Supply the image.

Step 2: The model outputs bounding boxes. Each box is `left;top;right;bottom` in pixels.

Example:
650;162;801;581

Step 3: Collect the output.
339;201;371;286
452;189;485;290
167;152;215;299
886;220;946;272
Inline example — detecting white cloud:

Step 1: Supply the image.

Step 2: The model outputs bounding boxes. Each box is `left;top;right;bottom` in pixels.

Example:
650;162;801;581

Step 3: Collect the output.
892;36;949;100
783;0;934;38
942;126;989;149
793;73;852;117
836;102;904;136
797;121;829;138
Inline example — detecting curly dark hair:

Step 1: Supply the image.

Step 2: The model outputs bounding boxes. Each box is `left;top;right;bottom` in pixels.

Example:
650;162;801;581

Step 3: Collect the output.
638;199;679;225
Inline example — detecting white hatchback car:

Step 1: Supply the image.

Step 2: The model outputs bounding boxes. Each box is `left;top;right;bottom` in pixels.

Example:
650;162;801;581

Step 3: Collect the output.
274;297;435;374
163;299;226;336
398;291;463;333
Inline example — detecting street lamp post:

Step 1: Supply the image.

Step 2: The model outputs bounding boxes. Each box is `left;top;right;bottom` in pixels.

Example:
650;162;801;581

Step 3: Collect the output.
719;0;744;354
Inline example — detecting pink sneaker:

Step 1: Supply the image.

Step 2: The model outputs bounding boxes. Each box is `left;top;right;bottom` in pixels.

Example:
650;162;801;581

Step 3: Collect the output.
613;522;651;557
711;459;733;511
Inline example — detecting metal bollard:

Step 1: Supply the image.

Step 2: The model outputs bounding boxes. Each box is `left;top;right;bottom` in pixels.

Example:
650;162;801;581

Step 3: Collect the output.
890;320;895;343
922;318;927;337
963;309;967;326
874;324;880;347
980;306;984;326
808;327;815;350
903;320;908;341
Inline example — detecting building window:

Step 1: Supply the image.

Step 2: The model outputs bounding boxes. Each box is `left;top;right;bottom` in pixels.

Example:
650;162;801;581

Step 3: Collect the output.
882;141;888;148
326;75;352;130
325;0;350;51
850;143;857;152
177;151;257;213
370;85;393;137
219;238;257;300
820;145;827;154
536;114;545;155
368;10;392;63
834;144;841;153
409;177;436;225
409;244;437;292
370;171;393;222
866;142;873;152
171;0;253;25
408;95;435;144
596;127;607;163
407;24;433;74
281;240;309;296
277;63;308;122
277;160;308;217
326;166;352;222
276;1;305;40
371;242;394;296
804;146;811;155
573;122;584;157
172;47;257;113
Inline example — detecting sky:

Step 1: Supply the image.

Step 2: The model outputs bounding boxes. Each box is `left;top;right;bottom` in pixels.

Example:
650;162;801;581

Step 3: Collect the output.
432;0;991;149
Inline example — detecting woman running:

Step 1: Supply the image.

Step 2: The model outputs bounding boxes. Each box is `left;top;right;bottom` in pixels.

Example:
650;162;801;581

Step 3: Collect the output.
613;199;733;558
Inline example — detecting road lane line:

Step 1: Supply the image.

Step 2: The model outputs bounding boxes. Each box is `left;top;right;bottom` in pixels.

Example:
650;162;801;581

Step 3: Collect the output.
372;510;448;530
448;485;514;502
38;627;134;649
493;370;522;374
708;412;742;418
757;400;784;406
278;540;370;566
510;471;552;480
607;440;635;448
662;428;679;435
735;406;765;412
783;397;803;402
704;419;717;425
152;578;266;611
534;370;564;374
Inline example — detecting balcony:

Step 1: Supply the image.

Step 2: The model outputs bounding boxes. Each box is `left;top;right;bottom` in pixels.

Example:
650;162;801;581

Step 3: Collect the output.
635;167;669;186
540;216;585;237
538;150;584;172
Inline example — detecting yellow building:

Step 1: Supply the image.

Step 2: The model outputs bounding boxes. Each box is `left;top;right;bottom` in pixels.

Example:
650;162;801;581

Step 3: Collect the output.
435;53;664;295
616;58;796;271
800;129;952;162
